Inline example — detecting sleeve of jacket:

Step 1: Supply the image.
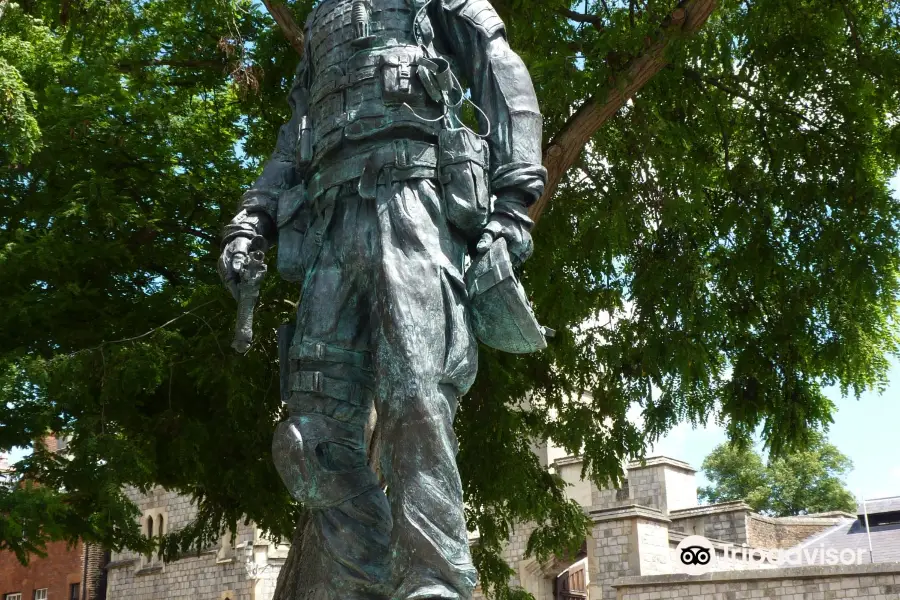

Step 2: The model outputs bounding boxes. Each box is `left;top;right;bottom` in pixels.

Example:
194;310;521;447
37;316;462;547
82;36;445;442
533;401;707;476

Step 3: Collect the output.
223;52;311;246
434;0;547;206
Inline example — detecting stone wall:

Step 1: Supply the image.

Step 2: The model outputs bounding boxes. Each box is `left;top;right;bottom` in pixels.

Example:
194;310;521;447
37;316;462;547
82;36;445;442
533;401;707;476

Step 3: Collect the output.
588;506;676;599
106;487;284;600
471;523;547;600
555;456;593;507
625;458;696;516
747;513;849;549
662;468;697;513
613;563;900;600
669;502;750;544
626;467;667;515
634;519;671;576
592;513;636;600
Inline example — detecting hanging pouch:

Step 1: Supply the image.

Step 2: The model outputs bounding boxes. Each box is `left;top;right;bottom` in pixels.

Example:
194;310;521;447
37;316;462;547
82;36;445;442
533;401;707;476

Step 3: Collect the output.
382;52;420;104
276;182;310;283
439;127;490;239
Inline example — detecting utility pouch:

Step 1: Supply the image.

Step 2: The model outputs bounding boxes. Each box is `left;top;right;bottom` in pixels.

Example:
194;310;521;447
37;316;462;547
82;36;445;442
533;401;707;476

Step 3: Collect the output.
276;182;310;282
439;127;490;239
382;53;418;104
296;115;313;171
278;322;297;404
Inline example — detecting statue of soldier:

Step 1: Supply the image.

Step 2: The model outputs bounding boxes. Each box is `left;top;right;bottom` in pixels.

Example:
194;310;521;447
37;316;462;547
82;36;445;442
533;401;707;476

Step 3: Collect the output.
218;0;546;598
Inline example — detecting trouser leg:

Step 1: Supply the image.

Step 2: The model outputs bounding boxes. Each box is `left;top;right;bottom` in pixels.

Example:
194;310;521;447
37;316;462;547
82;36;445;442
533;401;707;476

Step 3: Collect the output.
272;189;391;600
373;179;479;600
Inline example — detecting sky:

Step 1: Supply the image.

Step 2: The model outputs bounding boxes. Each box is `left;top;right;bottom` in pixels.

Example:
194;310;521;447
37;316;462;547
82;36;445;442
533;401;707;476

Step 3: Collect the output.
651;172;900;503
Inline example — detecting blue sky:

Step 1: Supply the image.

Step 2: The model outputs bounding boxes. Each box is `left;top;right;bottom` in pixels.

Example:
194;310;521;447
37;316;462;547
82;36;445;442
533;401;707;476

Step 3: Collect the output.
652;172;900;502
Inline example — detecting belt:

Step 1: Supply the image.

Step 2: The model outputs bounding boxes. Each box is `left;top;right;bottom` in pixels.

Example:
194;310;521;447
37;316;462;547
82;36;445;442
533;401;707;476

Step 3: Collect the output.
308;139;438;201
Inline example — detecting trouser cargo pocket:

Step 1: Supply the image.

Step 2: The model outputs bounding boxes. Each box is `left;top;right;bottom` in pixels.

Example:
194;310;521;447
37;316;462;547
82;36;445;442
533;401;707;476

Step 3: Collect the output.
439;127;490;240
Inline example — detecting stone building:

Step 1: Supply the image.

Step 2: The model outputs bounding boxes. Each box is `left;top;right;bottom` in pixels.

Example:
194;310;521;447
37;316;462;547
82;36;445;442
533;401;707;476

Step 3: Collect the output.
105;487;287;600
471;450;900;600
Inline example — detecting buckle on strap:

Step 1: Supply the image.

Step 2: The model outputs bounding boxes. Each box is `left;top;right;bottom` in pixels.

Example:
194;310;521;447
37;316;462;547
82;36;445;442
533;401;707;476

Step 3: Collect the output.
289;340;373;369
394;139;410;169
290;371;366;406
297;371;323;393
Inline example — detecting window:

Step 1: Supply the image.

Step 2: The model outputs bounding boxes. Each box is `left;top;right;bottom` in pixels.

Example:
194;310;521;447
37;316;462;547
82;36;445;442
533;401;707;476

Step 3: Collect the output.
157;514;164;538
33;591;47;600
146;516;154;538
5;593;22;600
69;583;80;600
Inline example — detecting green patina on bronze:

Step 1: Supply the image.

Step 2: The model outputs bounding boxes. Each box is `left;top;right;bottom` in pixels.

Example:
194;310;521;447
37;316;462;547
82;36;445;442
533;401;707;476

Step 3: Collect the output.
218;0;547;598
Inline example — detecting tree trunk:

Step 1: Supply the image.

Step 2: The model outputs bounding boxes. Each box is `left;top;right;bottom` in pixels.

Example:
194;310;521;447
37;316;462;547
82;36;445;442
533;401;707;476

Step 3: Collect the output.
261;0;306;56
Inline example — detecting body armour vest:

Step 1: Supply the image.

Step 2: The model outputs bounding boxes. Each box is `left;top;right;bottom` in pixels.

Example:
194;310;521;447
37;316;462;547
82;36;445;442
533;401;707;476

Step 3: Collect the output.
307;0;446;168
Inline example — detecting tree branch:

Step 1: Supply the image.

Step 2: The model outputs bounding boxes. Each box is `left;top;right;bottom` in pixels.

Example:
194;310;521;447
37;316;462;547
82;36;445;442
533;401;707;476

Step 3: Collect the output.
181;226;217;244
261;0;305;56
559;8;605;31
530;0;719;225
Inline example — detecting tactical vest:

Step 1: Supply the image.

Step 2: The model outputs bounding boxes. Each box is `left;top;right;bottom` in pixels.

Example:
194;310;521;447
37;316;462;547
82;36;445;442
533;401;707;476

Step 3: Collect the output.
306;0;445;168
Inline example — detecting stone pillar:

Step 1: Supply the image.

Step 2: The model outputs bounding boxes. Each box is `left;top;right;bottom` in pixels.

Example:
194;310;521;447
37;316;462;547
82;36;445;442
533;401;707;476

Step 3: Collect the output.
589;505;673;599
625;457;697;515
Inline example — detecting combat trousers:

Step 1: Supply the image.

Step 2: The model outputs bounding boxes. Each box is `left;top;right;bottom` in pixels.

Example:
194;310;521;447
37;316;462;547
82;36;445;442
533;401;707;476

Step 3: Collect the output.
275;176;479;600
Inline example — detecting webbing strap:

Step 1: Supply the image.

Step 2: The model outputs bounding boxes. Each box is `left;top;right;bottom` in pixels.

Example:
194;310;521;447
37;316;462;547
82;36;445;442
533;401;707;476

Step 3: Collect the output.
290;371;369;406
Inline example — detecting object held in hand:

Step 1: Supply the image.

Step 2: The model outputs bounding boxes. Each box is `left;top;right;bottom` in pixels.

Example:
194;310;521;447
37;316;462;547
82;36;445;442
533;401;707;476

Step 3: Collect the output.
231;246;268;354
465;237;548;354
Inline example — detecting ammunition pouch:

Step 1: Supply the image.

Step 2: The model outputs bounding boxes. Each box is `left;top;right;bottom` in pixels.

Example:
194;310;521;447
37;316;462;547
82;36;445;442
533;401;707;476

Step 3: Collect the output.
439;127;490;239
275;183;310;282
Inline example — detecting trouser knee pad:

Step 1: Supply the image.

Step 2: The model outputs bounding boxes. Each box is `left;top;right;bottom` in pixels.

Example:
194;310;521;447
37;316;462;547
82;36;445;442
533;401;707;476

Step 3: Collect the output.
273;412;379;509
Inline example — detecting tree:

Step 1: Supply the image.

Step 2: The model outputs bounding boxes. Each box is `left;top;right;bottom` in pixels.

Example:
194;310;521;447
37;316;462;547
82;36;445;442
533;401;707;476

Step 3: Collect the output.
698;433;858;516
1;0;898;598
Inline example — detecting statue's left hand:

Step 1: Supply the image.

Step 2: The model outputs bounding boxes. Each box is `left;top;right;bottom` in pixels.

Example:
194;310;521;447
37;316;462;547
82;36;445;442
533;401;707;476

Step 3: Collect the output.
476;192;534;267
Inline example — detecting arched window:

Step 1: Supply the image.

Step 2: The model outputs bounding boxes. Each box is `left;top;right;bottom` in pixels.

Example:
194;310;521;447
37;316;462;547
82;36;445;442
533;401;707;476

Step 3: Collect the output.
146;516;154;538
157;514;164;538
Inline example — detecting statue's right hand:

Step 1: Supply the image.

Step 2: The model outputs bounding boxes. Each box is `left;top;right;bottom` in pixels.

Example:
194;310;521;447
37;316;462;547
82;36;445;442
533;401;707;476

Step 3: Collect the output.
218;236;254;301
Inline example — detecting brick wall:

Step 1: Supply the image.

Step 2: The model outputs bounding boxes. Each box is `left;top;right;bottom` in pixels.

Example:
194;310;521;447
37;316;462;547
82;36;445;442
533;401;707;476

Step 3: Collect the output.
613;563;900;600
0;539;84;600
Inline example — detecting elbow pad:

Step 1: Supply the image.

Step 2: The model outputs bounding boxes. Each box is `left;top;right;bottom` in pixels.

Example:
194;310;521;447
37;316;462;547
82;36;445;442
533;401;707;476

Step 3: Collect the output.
443;0;505;38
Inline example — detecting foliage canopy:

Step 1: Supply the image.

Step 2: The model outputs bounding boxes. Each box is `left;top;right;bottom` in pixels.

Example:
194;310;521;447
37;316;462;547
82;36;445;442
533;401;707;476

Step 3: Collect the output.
698;433;857;517
1;0;898;597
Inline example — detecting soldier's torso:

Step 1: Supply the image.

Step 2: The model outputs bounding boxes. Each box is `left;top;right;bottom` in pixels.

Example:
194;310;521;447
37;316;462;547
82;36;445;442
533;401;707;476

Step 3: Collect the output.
307;0;445;167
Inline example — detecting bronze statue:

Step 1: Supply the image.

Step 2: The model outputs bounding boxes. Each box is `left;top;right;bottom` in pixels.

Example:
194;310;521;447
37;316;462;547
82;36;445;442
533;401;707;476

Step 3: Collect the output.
219;0;546;597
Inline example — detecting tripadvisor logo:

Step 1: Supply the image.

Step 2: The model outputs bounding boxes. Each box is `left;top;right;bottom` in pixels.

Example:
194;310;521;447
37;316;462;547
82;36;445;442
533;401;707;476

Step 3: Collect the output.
676;535;868;575
676;536;718;575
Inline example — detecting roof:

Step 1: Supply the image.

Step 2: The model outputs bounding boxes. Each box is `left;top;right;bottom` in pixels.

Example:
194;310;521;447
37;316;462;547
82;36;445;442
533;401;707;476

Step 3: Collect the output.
792;517;900;564
859;496;900;517
625;456;696;473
